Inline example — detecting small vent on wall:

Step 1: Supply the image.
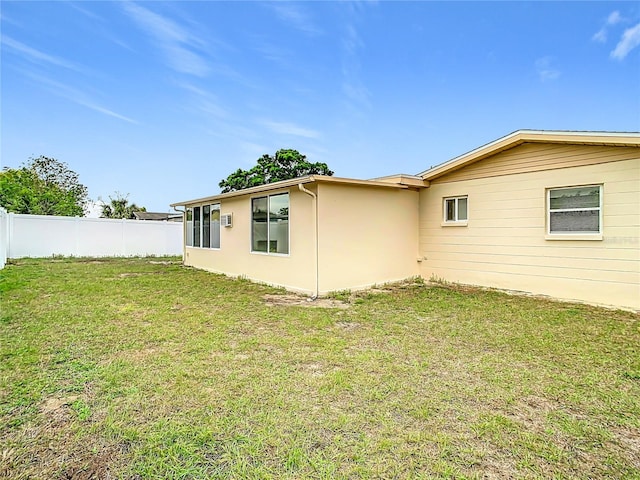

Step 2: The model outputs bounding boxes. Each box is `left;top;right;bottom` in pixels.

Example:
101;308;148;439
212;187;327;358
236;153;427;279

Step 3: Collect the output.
221;213;233;227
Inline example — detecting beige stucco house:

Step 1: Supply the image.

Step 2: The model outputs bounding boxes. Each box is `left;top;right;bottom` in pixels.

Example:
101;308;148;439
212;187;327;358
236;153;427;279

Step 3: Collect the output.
171;130;640;310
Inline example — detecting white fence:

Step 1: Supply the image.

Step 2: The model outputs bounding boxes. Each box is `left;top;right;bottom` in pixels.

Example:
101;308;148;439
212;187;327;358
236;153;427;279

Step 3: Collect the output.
0;208;7;268
0;212;183;263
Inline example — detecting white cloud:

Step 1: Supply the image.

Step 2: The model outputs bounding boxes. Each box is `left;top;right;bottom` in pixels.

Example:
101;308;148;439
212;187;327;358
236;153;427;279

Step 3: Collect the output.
76;100;139;124
67;1;103;21
611;22;640;60
1;35;84;72
592;29;607;43
23;71;139;124
164;45;210;77
268;3;322;36
342;24;364;56
340;8;372;115
254;40;292;68
261;120;321;139
122;2;191;44
176;82;227;118
593;10;624;43
122;2;210;77
607;11;623;26
342;81;371;110
535;56;561;82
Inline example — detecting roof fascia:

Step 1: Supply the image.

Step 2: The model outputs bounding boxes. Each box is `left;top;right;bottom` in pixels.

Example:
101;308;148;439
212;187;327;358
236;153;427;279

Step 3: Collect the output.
170;175;411;207
369;174;429;187
170;176;315;207
419;130;640;180
313;175;412;189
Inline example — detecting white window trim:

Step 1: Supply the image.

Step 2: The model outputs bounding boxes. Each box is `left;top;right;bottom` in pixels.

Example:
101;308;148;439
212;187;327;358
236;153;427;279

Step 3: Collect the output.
442;195;468;226
250;190;291;256
546;185;603;241
186;203;222;249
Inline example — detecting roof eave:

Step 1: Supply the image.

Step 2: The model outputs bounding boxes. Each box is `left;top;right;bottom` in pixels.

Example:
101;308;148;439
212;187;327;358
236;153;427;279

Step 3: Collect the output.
170;176;316;207
419;129;640;180
170;174;411;207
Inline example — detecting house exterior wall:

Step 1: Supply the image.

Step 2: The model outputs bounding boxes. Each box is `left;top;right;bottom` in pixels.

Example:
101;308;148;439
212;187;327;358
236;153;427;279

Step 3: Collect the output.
429;143;639;184
184;187;317;294
317;183;420;294
419;144;640;310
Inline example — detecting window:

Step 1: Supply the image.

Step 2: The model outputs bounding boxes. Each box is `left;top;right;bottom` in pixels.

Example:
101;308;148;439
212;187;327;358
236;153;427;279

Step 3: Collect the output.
186;203;221;248
252;193;289;254
548;185;602;235
202;205;210;248
211;204;221;248
186;208;193;246
193;206;201;247
443;196;468;223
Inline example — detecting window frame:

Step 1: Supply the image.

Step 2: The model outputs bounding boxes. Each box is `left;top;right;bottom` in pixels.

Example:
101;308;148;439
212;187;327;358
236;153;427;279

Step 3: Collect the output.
185;203;221;249
186;207;194;247
442;195;468;226
546;185;603;240
250;191;290;256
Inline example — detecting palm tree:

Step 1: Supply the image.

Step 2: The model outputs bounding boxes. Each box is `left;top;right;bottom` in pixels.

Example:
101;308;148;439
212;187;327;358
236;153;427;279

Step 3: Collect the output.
100;193;146;219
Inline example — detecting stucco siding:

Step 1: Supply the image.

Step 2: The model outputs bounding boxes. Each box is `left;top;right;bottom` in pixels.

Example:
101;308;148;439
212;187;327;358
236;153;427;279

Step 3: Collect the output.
317;183;420;294
430;143;639;184
419;156;640;310
184;187;317;294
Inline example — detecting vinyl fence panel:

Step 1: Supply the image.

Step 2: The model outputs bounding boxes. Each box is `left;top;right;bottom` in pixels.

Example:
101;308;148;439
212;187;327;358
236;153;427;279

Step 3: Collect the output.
6;214;183;259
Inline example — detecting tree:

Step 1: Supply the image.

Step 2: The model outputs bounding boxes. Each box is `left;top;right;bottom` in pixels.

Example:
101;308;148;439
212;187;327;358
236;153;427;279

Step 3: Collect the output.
0;156;89;216
218;149;334;193
100;193;146;219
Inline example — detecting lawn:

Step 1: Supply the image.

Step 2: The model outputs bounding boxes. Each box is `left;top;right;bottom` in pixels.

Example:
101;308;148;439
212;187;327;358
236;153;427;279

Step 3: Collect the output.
1;258;638;479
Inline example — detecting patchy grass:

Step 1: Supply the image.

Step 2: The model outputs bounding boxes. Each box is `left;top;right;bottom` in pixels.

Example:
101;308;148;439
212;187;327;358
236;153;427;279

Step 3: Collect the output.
1;258;639;479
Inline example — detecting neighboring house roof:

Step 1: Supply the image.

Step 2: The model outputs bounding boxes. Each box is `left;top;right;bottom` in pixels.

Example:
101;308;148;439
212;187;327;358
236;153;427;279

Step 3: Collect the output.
133;211;183;221
419;129;640;181
170;175;414;207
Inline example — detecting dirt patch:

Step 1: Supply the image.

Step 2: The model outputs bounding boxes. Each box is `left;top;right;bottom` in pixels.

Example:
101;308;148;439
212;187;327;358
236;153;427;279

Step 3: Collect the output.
58;445;122;480
117;271;167;278
0;394;128;479
41;395;80;416
335;321;360;330
611;426;640;468
263;294;349;309
298;362;326;377
103;347;157;365
505;395;559;434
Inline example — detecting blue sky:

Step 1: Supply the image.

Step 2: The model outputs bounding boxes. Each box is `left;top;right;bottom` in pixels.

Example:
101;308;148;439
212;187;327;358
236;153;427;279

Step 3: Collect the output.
2;1;639;213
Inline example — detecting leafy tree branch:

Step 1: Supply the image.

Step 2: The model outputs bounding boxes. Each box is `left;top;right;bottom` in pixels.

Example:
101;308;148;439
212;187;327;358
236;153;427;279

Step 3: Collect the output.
219;149;333;193
0;156;89;216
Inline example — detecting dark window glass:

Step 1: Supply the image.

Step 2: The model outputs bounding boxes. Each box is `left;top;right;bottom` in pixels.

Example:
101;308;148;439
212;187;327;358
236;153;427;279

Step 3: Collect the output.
193;206;201;247
202;205;211;248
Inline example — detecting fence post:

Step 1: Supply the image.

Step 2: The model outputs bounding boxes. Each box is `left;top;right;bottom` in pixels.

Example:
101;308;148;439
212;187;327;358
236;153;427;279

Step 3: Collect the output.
8;212;14;260
0;208;7;269
75;216;80;257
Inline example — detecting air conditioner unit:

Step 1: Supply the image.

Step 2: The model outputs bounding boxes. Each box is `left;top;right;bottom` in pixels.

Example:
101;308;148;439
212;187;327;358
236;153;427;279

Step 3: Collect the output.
221;213;233;227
